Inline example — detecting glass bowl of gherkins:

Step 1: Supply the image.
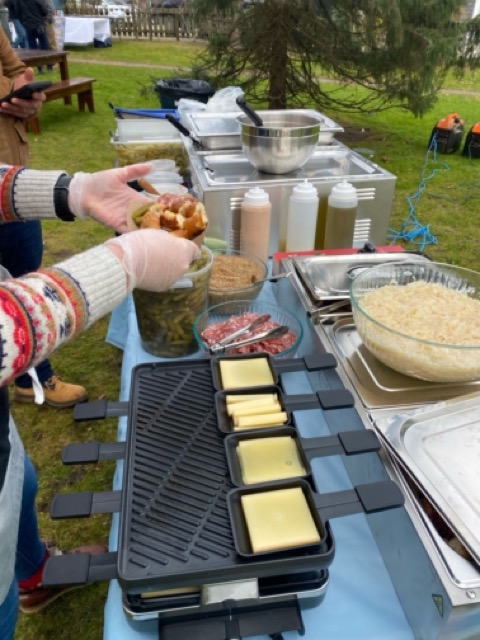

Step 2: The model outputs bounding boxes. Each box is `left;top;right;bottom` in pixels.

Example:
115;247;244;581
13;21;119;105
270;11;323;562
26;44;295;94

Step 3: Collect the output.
133;245;213;358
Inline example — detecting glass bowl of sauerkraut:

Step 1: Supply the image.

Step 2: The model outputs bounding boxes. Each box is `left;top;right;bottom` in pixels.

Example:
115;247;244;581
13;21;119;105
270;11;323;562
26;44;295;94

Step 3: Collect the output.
350;261;480;383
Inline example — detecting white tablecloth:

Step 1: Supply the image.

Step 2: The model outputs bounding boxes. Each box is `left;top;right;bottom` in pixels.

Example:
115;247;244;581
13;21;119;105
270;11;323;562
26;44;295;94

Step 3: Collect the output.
64;16;111;45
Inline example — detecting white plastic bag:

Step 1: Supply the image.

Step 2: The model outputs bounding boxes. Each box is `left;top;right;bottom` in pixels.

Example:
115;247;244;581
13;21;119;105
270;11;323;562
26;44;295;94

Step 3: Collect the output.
205;86;244;113
177;98;207;126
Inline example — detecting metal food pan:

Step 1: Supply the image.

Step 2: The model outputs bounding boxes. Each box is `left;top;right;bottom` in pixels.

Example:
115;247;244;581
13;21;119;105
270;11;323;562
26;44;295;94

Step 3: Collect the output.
185;109;344;151
293;252;432;302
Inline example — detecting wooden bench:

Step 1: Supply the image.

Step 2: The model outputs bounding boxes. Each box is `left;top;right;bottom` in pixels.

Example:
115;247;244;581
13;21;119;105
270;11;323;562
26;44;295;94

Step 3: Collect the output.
28;77;96;135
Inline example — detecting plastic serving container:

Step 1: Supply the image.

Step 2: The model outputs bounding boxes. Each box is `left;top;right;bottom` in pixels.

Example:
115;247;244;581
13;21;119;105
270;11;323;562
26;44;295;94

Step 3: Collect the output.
133;246;213;358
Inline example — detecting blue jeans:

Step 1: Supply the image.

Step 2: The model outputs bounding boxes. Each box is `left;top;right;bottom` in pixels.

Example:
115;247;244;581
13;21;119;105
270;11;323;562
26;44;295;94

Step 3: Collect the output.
0;222;54;387
25;26;51;72
11;19;28;49
0;455;45;640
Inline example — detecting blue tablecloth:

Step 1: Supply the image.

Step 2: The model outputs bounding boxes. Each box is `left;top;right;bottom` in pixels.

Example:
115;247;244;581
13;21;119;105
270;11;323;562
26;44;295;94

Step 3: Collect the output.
103;294;414;640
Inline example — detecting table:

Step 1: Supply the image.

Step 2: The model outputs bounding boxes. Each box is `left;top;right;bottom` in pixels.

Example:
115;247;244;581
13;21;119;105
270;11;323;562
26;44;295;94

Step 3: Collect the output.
103;289;415;640
64;16;111;46
16;48;69;82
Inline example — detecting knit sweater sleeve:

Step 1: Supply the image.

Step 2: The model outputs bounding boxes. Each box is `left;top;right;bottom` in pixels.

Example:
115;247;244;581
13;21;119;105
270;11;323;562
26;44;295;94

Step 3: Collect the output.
0;165;66;222
0;244;128;385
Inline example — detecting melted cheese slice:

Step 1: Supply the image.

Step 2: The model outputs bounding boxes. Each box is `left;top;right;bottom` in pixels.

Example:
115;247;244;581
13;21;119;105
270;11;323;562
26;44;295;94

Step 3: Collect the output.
237;436;306;484
230;402;282;420
219;358;274;390
241;487;320;553
233;412;288;430
226;393;277;405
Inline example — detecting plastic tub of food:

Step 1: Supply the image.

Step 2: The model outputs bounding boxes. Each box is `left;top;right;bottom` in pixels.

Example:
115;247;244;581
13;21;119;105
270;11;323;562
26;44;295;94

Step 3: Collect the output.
133;246;213;358
208;249;268;306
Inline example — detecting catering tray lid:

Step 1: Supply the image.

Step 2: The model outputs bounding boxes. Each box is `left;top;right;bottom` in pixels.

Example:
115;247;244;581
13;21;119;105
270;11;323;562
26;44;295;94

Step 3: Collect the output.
373;392;480;565
292;252;431;302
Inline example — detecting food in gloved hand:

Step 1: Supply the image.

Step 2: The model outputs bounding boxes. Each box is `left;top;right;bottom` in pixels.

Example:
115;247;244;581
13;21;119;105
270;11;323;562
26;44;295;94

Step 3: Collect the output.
130;193;208;240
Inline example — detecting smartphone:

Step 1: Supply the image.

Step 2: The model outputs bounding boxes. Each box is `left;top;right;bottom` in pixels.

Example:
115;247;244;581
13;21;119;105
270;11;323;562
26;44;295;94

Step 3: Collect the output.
0;80;52;104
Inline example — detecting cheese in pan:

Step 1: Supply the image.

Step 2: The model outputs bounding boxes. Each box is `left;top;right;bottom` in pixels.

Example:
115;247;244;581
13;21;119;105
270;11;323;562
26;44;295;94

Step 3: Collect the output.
236;436;306;484
219;357;274;389
241;487;320;553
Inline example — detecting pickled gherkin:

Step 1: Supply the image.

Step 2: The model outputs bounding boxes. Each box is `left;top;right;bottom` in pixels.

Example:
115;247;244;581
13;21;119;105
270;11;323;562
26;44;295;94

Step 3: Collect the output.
133;246;213;358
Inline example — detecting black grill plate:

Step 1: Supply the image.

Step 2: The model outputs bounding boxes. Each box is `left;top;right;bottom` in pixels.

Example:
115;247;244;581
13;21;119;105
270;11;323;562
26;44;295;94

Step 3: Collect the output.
117;360;334;592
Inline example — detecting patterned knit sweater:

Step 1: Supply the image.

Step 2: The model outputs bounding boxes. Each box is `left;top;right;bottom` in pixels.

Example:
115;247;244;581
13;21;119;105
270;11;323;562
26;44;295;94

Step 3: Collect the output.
0;164;129;384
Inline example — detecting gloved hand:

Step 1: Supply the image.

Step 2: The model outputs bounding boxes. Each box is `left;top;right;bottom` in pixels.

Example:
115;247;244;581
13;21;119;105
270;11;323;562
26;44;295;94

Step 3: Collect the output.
68;164;154;233
105;228;200;292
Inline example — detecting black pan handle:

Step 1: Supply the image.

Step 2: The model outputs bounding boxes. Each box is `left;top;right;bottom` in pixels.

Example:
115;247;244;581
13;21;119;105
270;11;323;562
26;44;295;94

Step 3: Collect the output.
61;441;126;465
42;550;118;587
236;97;264;127
73;399;129;421
165;113;203;149
314;480;404;522
274;352;338;373
299;429;380;460
50;490;122;519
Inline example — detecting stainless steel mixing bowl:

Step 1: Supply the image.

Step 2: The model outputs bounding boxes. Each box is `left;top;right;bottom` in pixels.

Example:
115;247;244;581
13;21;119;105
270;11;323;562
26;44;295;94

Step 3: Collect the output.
237;111;323;174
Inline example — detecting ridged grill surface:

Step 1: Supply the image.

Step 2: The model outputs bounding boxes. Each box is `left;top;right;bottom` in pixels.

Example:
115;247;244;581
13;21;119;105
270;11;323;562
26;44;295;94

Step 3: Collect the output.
117;360;334;592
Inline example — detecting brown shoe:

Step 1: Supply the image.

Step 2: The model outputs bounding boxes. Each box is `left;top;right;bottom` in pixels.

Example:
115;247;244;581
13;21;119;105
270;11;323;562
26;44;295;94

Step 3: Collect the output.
18;543;108;614
14;375;88;407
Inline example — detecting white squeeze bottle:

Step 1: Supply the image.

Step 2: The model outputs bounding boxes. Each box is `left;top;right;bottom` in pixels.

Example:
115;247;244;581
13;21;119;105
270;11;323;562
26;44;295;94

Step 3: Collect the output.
324;180;358;249
239;186;272;263
285;180;319;251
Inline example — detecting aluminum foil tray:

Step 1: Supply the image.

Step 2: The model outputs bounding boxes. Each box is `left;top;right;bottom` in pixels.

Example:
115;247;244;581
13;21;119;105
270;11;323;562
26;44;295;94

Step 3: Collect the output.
375;393;480;565
293;253;431;302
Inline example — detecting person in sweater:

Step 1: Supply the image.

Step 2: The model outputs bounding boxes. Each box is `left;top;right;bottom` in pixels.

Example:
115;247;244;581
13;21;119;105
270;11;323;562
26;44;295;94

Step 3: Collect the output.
0;162;200;639
0;29;86;406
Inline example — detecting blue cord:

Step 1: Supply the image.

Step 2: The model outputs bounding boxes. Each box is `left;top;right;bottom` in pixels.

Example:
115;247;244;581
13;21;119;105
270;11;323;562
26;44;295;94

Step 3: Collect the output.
387;132;449;252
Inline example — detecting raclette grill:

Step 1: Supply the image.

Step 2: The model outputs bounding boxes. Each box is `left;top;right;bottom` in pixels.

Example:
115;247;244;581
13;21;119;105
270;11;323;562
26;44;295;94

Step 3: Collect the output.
43;353;403;637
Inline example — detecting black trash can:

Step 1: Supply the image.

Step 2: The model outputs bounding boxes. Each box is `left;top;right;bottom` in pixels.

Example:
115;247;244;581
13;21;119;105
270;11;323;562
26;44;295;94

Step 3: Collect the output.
155;79;215;109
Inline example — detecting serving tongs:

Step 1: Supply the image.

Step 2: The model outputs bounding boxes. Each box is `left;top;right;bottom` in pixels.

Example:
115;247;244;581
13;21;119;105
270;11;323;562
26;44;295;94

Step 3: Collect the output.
209;313;286;354
210;325;289;355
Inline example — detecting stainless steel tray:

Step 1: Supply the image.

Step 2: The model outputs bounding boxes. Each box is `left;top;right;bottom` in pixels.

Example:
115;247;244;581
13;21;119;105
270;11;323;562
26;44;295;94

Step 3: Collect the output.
184;109;345;151
293;253;431;302
375;393;480;564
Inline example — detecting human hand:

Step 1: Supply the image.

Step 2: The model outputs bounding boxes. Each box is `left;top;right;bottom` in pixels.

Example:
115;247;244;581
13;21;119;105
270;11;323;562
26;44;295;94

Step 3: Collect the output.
0;68;46;119
68;164;154;233
105;228;200;292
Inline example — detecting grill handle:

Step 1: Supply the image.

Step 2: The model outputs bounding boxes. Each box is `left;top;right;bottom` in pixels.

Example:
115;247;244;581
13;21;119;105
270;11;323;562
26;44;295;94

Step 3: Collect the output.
315;480;405;522
61;441;126;465
300;429;380;461
73;399;129;421
274;352;337;373
42;550;118;587
50;490;122;519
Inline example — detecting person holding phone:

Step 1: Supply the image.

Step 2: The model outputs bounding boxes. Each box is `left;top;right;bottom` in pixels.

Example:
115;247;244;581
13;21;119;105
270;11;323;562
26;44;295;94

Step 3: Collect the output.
0;30;88;407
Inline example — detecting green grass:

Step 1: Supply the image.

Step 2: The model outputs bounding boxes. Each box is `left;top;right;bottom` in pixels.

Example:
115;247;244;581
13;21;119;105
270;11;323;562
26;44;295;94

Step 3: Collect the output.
13;38;480;639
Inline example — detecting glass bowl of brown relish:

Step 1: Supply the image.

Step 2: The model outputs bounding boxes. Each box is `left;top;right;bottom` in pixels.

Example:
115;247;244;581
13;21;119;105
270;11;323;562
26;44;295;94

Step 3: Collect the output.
208;249;268;305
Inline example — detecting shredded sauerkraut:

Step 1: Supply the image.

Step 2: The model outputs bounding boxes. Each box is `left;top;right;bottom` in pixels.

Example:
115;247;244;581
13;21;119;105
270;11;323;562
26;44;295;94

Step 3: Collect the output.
354;281;480;382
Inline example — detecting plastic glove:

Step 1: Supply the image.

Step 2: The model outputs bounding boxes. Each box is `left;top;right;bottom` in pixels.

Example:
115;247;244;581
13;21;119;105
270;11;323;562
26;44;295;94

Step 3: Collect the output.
105;228;200;293
68;164;154;233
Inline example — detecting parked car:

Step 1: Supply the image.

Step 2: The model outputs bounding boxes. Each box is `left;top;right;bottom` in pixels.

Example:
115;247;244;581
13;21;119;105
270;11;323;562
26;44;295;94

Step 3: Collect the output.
96;0;132;17
151;0;184;8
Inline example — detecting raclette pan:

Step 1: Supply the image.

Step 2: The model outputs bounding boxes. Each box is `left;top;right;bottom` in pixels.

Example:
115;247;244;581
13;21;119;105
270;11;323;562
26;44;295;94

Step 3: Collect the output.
210;352;339;392
215;383;355;434
228;478;405;559
224;426;381;487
